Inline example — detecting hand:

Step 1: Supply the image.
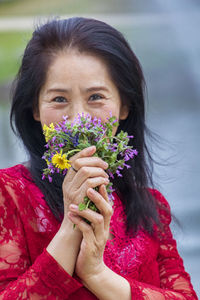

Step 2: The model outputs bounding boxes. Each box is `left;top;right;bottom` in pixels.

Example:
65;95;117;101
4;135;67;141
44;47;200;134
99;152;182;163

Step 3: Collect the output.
68;184;113;283
62;146;109;221
47;146;109;276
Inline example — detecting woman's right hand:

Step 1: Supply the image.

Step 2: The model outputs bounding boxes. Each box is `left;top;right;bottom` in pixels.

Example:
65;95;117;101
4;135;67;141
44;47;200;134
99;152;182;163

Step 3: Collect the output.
62;145;109;220
47;146;109;276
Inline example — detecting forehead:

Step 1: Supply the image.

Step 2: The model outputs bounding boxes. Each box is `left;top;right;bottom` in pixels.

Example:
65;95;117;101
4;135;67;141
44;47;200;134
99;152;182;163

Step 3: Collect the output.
42;50;115;88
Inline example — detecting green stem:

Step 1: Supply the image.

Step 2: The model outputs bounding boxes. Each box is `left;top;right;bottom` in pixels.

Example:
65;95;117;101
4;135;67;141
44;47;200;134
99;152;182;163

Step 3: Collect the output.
86;199;91;209
66;148;81;159
98;135;124;145
98;136;112;143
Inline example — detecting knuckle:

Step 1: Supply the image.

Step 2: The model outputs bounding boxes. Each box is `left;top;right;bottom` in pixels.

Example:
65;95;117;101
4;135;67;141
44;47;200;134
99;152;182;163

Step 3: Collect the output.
86;178;93;186
84;225;91;234
106;206;113;217
91;247;99;258
97;243;104;252
97;167;103;173
105;234;109;243
73;159;80;170
80;166;89;176
95;214;104;225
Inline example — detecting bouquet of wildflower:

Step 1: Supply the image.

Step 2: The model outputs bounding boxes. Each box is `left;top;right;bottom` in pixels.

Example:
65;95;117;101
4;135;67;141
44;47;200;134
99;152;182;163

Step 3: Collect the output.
42;113;138;212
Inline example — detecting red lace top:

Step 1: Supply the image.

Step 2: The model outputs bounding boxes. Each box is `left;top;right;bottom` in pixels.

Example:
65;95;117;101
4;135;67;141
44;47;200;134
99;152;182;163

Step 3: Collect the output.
0;164;197;299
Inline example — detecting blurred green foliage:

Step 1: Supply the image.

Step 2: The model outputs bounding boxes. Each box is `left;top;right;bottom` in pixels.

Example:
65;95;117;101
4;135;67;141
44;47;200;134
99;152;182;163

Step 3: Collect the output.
0;31;31;83
0;0;128;16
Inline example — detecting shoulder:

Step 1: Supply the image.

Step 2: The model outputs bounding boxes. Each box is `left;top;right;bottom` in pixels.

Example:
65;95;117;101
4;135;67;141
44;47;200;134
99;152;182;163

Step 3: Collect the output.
149;188;171;226
0;164;33;204
0;164;31;186
0;163;31;178
0;164;48;218
149;188;170;209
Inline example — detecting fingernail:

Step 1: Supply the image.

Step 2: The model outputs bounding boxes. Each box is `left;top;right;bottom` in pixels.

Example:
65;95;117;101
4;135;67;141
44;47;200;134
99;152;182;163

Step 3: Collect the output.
88;188;95;194
104;162;108;169
105;178;109;184
69;204;78;210
88;146;96;153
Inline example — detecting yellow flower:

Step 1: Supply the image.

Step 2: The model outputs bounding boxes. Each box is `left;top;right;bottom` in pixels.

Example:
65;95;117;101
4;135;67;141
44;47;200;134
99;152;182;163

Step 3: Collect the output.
51;151;71;170
43;123;56;142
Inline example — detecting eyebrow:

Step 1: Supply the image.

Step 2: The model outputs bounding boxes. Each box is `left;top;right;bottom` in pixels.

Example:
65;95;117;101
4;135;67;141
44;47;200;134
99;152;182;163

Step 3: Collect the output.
46;88;71;94
46;86;110;94
85;86;110;93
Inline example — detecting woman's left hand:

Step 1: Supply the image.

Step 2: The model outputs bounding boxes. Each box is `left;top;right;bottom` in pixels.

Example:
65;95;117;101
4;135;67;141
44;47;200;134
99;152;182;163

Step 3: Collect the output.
67;184;113;282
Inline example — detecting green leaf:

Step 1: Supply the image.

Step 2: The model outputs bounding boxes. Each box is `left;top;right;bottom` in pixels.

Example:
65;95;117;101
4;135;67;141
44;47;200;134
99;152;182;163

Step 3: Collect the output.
79;203;87;211
78;143;90;149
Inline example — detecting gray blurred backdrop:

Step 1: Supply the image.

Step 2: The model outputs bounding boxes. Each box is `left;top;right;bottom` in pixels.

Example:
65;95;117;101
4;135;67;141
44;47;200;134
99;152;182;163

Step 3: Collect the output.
0;0;199;296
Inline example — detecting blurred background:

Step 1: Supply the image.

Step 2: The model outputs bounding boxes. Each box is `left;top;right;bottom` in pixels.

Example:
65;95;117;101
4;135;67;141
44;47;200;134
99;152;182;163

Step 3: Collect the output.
0;0;199;296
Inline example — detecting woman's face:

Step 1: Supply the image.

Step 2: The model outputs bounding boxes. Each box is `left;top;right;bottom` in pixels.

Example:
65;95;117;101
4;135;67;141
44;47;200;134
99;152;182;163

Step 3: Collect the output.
34;50;129;134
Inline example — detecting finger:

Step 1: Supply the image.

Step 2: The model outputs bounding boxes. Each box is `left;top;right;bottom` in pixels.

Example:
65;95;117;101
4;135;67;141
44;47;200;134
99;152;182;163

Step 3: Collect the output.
70;167;109;190
69;177;109;205
68;211;94;245
69;205;104;242
87;188;113;231
98;185;113;230
73;156;108;172
65;146;97;182
99;185;109;202
72;145;96;161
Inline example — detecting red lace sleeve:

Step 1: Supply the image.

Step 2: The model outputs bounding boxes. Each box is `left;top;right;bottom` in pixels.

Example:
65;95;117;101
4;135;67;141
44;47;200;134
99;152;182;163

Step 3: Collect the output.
0;173;82;299
125;190;198;299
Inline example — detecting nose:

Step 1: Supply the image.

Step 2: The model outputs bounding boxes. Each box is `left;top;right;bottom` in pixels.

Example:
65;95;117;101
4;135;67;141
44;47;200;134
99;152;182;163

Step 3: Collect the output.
69;103;89;122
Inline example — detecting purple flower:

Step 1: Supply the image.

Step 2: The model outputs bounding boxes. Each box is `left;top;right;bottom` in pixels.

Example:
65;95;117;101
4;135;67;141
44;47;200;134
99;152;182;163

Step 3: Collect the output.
116;170;122;177
133;149;138;155
48;175;52;183
58;143;64;148
124;148;138;160
62;169;68;176
52;136;57;143
63;115;68;121
124;163;131;169
124;155;129;162
108;193;114;203
72;135;79;147
49;163;55;174
108;171;114;179
93;116;98;125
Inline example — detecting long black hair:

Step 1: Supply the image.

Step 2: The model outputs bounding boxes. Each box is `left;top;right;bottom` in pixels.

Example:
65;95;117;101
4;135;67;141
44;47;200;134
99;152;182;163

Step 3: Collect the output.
10;17;162;235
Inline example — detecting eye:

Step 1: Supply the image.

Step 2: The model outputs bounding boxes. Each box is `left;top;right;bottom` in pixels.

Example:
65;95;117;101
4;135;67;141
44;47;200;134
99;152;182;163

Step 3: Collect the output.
53;96;67;103
89;94;103;101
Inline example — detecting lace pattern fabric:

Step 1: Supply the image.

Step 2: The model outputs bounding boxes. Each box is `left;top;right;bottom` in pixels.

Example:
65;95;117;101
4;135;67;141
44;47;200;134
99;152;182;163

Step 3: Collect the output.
0;165;197;299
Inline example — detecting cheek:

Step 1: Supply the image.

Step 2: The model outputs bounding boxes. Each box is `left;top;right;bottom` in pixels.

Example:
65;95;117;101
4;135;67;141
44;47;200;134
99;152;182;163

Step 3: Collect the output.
39;108;65;127
94;105;121;122
93;107;120;136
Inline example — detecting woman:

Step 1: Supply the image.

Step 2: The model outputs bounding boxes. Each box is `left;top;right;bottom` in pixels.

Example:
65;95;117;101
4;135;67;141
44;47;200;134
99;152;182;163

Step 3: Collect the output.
0;17;197;299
